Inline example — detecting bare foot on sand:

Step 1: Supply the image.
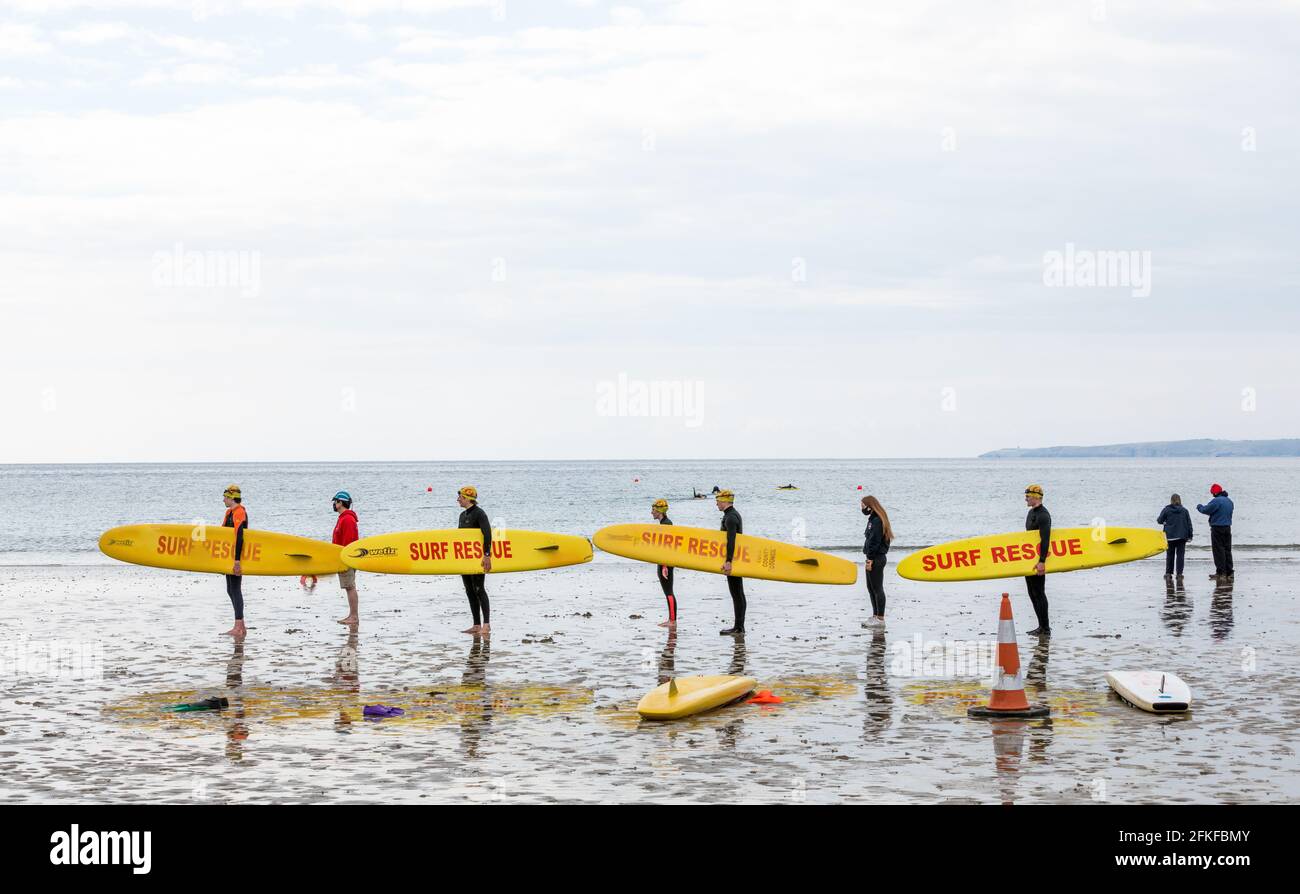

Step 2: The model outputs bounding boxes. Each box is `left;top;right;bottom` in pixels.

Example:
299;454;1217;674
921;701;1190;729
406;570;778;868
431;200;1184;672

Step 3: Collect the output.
462;625;482;634
337;615;358;625
657;620;676;628
222;621;247;639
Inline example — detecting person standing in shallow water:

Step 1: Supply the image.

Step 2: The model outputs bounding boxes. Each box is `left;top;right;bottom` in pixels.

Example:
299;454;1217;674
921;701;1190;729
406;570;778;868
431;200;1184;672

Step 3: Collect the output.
1023;484;1051;637
716;489;746;635
650;499;677;628
457;486;492;635
1156;493;1193;580
1197;483;1234;580
220;484;248;639
860;495;894;627
332;491;360;625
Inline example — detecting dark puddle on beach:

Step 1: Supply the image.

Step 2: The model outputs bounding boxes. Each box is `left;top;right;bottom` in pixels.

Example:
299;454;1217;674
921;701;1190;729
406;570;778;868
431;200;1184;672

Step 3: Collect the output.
1;559;1297;803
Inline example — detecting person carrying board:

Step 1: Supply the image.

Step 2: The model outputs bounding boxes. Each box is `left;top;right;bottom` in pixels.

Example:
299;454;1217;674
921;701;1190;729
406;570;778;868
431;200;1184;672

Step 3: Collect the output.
716;489;746;635
332;491;361;625
221;484;248;639
457;486;492;635
650;499;678;627
1023;484;1051;636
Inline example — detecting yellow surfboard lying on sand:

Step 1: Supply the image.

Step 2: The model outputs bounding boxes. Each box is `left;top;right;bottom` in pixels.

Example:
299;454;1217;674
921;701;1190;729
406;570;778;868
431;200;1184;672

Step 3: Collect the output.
896;526;1166;582
637;675;758;720
340;529;592;575
593;524;857;585
99;524;346;576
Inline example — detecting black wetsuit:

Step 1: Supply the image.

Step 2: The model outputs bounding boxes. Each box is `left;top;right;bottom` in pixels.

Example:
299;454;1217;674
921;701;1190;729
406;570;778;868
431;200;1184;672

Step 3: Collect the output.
459;503;492;625
721;505;745;632
1024;504;1051;631
657;515;676;621
223;504;248;620
862;508;890;616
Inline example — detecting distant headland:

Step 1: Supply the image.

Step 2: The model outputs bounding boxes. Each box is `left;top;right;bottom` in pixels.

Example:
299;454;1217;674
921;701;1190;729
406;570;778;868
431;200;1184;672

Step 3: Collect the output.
980;438;1300;459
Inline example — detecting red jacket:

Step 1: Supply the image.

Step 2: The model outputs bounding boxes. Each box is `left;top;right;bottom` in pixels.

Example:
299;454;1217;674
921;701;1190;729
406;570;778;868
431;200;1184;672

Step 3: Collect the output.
333;509;359;546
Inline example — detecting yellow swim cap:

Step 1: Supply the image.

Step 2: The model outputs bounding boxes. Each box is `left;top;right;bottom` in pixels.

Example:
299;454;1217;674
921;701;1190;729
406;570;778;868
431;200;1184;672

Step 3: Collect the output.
1025;484;1044;499
716;489;734;504
458;486;478;502
652;499;669;513
223;484;242;499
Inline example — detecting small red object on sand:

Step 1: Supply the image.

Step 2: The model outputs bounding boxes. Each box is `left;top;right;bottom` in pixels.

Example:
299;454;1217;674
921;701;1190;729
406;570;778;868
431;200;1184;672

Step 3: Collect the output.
748;690;782;705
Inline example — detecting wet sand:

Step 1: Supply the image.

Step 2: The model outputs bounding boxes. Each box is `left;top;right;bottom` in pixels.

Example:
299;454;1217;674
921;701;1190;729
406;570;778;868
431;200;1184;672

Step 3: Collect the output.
2;553;1296;804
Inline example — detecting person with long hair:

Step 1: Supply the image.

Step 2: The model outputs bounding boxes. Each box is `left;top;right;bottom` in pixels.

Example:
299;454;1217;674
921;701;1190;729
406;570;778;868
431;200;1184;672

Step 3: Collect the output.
860;495;894;627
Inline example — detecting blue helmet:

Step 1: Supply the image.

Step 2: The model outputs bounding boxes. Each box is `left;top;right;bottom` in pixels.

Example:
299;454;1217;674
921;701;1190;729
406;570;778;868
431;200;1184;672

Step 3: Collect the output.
332;491;352;505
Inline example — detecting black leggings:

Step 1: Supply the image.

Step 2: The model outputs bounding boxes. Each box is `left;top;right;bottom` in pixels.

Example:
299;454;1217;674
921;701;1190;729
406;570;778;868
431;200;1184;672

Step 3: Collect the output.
865;555;887;615
726;575;746;630
1024;574;1048;629
462;574;490;625
658;566;676;621
1165;538;1187;575
225;574;244;621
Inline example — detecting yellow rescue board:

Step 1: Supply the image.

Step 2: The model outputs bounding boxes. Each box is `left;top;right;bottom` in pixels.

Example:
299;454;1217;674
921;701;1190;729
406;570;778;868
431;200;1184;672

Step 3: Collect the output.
593;523;857;585
637;675;758;720
340;529;592;575
99;524;346;576
896;526;1167;582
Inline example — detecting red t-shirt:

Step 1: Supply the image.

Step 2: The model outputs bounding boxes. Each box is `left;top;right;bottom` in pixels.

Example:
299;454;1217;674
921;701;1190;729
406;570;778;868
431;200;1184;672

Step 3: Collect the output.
333;509;359;546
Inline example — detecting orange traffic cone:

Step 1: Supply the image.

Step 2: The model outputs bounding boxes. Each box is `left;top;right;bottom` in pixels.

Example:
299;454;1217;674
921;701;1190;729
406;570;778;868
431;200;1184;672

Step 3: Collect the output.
747;690;783;705
968;593;1050;719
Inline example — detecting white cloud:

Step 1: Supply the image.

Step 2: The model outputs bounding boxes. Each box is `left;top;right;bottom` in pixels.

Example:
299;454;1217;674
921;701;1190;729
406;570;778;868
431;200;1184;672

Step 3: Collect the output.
2;0;1298;461
131;62;243;85
149;32;243;60
55;22;134;45
0;23;51;55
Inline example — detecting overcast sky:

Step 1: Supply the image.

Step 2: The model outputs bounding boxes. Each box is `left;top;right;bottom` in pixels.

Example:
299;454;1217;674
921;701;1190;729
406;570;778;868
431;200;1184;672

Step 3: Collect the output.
3;0;1297;462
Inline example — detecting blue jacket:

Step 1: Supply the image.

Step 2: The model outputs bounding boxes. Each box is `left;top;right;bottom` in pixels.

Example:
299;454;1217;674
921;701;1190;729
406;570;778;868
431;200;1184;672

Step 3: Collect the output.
1156;504;1193;541
1196;492;1233;527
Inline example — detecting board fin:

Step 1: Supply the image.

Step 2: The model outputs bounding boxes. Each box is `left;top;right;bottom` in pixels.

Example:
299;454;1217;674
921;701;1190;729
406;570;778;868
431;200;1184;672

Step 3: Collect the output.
534;544;559;551
668;678;678;697
794;558;820;566
1107;537;1129;545
284;553;313;559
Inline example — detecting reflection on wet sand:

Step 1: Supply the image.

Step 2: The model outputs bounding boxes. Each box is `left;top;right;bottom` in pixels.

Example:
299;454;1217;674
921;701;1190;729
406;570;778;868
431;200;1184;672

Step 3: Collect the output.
1161;578;1191;636
1024;637;1050;696
717;636;749;749
104;633;593;748
990;719;1030;805
331;630;360;733
657;627;678;684
224;640;249;761
1210;579;1234;640
862;628;891;739
458;636;492;760
15;554;1294;804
